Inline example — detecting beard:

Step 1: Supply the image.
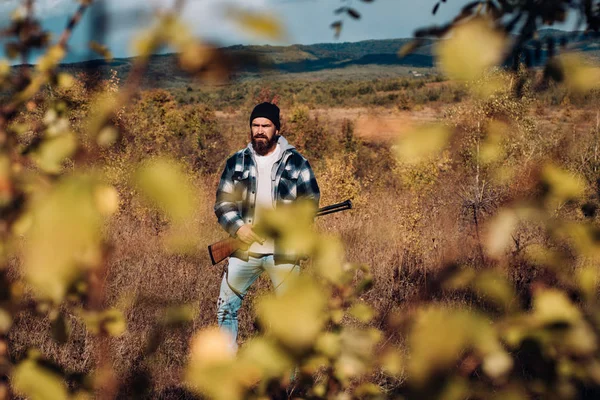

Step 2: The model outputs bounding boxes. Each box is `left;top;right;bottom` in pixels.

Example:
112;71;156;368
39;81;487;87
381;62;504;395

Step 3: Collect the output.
251;134;278;156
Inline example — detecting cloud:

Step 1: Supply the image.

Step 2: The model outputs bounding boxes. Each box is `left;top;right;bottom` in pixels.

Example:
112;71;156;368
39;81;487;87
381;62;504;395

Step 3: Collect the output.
0;0;71;17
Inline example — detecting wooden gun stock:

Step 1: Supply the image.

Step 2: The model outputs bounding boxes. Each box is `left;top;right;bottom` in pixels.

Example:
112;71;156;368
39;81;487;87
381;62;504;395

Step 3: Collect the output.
208;199;352;265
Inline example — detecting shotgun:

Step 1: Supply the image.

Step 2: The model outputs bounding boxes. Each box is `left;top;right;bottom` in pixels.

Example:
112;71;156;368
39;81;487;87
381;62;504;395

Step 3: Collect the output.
208;199;352;265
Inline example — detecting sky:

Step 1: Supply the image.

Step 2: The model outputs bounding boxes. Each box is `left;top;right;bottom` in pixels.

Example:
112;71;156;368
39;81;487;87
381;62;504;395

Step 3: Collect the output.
0;0;474;63
0;0;581;63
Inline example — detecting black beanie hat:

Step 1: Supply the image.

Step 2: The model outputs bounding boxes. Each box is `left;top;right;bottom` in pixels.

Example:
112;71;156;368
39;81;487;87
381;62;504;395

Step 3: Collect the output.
250;102;280;131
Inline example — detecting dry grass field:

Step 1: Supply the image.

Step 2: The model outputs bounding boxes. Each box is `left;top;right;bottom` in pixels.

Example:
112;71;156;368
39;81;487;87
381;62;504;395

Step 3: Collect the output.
5;67;600;397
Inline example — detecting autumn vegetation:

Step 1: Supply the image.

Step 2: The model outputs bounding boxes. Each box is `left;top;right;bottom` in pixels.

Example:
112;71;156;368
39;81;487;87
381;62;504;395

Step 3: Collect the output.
3;1;600;400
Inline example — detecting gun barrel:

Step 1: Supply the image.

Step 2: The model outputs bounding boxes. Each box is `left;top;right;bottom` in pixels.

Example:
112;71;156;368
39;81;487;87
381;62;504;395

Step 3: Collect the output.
317;199;352;214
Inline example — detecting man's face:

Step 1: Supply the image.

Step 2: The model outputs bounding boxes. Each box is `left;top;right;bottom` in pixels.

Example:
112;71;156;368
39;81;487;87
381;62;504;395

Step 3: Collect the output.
250;117;279;156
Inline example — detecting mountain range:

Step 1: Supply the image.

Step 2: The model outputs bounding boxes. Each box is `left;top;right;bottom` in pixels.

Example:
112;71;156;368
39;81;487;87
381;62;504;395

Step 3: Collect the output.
52;29;600;87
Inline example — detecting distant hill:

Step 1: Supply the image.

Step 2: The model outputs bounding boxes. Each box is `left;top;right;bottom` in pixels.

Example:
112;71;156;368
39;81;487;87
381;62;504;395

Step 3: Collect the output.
52;30;600;88
53;38;437;88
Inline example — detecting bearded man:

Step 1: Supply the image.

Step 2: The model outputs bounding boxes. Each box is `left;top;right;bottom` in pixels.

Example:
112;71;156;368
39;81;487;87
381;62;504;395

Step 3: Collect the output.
214;102;320;350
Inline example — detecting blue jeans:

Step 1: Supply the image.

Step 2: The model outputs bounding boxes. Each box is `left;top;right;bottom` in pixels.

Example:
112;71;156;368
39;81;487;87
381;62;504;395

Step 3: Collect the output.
216;255;299;351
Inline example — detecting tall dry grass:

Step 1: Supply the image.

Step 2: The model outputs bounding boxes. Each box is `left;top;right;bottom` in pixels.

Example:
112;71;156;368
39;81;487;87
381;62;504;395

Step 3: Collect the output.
7;76;600;395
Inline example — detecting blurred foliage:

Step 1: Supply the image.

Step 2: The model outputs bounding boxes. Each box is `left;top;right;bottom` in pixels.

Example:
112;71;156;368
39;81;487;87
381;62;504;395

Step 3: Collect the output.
410;0;600;78
2;0;600;399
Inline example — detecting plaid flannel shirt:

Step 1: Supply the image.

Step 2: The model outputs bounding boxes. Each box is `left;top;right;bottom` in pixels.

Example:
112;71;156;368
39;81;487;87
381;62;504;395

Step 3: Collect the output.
214;136;320;263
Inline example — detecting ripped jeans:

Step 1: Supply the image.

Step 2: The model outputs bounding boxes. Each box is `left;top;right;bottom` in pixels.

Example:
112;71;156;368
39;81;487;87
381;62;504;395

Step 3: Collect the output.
216;255;299;351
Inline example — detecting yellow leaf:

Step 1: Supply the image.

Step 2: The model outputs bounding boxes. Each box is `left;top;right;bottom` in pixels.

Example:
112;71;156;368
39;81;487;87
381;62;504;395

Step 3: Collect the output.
227;7;286;40
0;308;11;334
436;17;506;81
577;265;599;301
131;29;157;58
257;275;327;351
398;40;421;58
541;164;586;203
134;158;196;222
81;309;126;336
258;200;318;259
348;302;376;323
33;132;77;174
533;289;581;327
485;209;518;258
94;184;119;216
380;348;404;376
558;53;600;93
472;270;516;312
102;309;126;336
189;327;236;367
408;306;497;385
185;328;243;400
162;304;197;326
238;338;293;379
394;124;451;164
355;383;382;397
89;41;113;61
0;60;9;80
36;46;66;73
480;120;508;164
161;15;194;50
57;73;75;89
564;321;597;356
482;350;513;381
179;42;214;73
312;235;345;283
470;73;511;98
24;176;105;302
12;359;69;400
97;126;119;148
315;332;341;359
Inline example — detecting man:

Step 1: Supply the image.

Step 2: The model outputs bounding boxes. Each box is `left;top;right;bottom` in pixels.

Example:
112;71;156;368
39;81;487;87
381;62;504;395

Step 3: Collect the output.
214;102;320;350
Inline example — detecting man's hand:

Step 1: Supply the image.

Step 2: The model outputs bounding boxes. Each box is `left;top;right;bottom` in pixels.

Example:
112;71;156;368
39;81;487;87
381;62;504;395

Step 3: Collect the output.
235;224;265;245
